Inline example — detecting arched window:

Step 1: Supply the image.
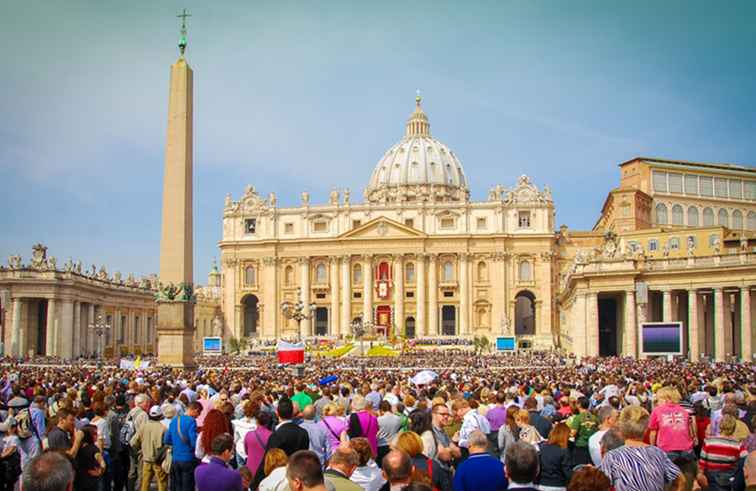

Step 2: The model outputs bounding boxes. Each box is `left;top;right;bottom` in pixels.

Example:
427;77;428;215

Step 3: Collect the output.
749;212;756;231
515;291;536;335
718;209;729;227
477;261;488;282
671;205;684;225
687;206;699;227
405;262;415;283
284;265;294;286
655;203;668;225
703;207;714;226
353;264;363;283
442;261;454;282
315;263;327;284
518;261;532;282
244;266;256;286
732;210;744;229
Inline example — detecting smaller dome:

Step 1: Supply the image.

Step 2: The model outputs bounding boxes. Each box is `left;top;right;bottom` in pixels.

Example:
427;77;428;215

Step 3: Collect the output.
365;96;469;204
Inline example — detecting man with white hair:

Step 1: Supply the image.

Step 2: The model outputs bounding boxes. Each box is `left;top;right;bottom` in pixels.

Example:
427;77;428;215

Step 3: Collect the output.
126;393;151;491
453;431;507;491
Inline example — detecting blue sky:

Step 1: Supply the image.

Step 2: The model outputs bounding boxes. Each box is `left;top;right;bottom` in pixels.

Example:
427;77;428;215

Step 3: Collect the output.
1;1;755;283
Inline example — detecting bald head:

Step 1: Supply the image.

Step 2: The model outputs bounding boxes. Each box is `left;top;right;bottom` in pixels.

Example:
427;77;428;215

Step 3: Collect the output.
302;405;316;421
381;450;412;484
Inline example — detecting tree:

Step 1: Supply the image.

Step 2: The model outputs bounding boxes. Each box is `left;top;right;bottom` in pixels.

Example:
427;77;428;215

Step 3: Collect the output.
473;335;491;356
227;336;249;355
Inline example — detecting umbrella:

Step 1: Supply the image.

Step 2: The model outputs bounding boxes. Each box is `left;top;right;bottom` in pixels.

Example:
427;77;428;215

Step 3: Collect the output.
411;370;439;386
319;375;338;386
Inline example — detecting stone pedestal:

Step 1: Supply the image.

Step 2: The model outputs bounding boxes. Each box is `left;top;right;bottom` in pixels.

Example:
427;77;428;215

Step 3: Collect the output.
157;301;195;367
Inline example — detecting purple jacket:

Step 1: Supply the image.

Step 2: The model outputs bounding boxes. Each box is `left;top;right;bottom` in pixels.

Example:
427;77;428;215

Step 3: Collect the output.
195;457;242;491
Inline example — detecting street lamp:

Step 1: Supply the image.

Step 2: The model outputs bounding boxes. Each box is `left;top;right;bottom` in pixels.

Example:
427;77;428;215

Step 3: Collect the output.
281;287;316;341
351;315;374;356
88;314;111;365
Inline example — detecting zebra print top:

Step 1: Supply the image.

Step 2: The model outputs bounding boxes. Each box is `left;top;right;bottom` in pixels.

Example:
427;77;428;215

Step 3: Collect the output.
599;444;681;491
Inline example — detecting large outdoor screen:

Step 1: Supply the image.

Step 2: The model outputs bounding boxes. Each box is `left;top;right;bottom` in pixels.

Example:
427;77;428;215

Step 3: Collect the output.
496;336;516;351
641;322;682;355
203;337;222;354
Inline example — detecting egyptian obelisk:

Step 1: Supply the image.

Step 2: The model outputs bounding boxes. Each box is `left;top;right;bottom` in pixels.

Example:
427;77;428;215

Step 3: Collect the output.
157;9;195;367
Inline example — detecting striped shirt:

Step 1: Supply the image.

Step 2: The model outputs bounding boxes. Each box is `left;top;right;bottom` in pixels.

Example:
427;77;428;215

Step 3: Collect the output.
599;445;681;491
699;436;747;473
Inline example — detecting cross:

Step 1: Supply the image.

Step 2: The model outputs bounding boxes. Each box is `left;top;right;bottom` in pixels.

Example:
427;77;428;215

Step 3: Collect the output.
177;8;191;29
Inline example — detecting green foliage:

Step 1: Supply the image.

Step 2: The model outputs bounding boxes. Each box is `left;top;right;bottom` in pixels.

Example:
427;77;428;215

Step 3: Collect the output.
227;336;249;355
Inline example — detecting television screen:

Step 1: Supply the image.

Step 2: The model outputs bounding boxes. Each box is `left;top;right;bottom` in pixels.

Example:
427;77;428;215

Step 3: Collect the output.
496;336;516;351
203;337;222;353
641;323;682;355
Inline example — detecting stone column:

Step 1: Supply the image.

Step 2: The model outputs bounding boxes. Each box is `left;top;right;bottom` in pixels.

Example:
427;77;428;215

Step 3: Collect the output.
741;287;751;361
329;257;340;336
87;304;96;357
72;301;81;358
262;257;278;338
362;255;373;323
572;294;587;358
688;290;700;361
11;298;21;357
624;289;637;357
60;300;74;359
299;257;311;338
416;255;426;337
428;254;438;335
637;300;648;358
46;299;57;356
662;289;673;322
586;293;599;357
393;255;404;336
340;256;351;337
714;287;725;361
459;254;469;336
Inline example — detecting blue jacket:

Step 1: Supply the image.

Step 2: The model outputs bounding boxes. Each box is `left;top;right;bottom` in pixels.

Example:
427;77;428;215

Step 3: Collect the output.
164;414;198;462
453;452;508;491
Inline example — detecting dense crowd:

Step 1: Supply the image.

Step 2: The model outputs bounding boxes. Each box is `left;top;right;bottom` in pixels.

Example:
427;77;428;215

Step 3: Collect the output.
0;351;753;491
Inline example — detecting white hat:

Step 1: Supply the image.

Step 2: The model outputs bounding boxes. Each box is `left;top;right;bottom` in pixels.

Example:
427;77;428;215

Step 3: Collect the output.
149;405;163;418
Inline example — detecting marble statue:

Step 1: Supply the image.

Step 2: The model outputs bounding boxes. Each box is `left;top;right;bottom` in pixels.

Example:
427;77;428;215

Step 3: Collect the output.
268;192;277;207
343;188;350;206
301;191;310;206
329;189;339;206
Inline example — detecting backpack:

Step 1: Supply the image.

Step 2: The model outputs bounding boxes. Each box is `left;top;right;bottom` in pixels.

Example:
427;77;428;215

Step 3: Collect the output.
14;409;35;440
119;413;135;448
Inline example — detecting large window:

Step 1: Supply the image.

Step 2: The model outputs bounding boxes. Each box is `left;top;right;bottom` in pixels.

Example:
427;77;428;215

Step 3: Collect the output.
315;263;327;284
668;173;682;193
405;262;415;283
700;177;713;197
655;203;668;225
747;181;756;201
718;209;729;227
687;206;699;226
732;210;744;229
671;205;684;225
518;261;532;282
518;211;531;228
684;175;698;195
244;218;257;234
730;179;743;199
748;211;756;231
703;207;715;226
244;266;256;286
353;264;363;283
652;171;667;192
442;262;454;282
477;261;488;282
284;265;294;286
714;178;728;198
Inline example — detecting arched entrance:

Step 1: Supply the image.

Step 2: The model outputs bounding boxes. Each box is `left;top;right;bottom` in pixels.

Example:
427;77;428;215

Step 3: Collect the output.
314;307;328;336
242;295;259;337
599;296;619;356
405;316;416;338
514;291;535;335
441;306;456;335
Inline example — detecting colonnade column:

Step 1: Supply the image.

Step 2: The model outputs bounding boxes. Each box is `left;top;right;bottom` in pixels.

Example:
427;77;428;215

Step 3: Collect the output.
416;255;426;337
45;299;56;356
60;300;74;359
393;255;404;336
624;289;636;357
586;292;599;357
714;287;725;361
88;304;96;357
11;299;21;357
329;257;340;336
662;289;673;322
362;255;373;324
636;299;648;359
262;257;277;338
428;254;438;336
72;301;81;358
688;290;700;361
741;287;752;361
459;253;469;336
340;256;351;337
299;257;311;338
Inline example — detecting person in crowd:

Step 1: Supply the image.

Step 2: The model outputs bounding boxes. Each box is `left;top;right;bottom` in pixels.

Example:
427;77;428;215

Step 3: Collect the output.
196;408;231;463
568;397;598;466
565;466;611;491
75;424;106;491
21;452;75;491
379;450;413;491
377;401;402;467
232;400;258;466
324;446;363;491
598;428;624;461
588;406;616;466
110;394;130;491
0;417;22;490
350;437;385;491
126;393;151;491
600;405;684;491
452;430;506;491
245;410;273;477
407;411;434;465
165;400;200;491
321;404;349;456
740;450;756;491
287;449;329;491
485;392;507;454
649;386;698;490
516;408;543;447
131;405;167;491
393;431;451;491
348;396;379;457
47;407;85;459
538;422;573;491
196;388;214;428
525;397;552;440
293;384;314;414
195;433;242;491
454;399;490;457
300;405;330;465
503;441;540;491
427;404;459;468
497;405;520;464
699;414;748;491
257;448;289;491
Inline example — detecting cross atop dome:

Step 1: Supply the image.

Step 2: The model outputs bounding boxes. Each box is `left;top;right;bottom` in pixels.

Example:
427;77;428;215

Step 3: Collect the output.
406;91;430;137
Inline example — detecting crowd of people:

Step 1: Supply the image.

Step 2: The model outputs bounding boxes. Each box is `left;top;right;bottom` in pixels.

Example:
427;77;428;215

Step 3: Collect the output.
0;351;753;491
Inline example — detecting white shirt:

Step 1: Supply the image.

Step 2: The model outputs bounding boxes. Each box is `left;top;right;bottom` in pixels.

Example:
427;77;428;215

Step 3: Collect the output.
351;460;386;491
258;466;287;491
588;429;607;466
459;409;491;448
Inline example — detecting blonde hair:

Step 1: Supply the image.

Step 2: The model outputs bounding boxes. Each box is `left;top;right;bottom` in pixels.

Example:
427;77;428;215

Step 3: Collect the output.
323;403;340;417
394;431;424;457
719;415;737;436
516;409;531;426
656;386;681;404
618;405;649;440
264;448;288;476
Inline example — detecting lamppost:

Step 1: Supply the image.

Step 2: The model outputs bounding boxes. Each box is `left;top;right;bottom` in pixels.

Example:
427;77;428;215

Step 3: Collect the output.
281;287;316;341
88;314;111;366
351;315;374;356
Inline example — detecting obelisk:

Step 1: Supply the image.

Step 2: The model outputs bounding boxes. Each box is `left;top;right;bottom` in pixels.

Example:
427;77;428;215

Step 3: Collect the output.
156;9;195;367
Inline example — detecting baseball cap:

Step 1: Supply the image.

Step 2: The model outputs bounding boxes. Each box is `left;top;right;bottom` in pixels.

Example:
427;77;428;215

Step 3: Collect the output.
149;405;163;418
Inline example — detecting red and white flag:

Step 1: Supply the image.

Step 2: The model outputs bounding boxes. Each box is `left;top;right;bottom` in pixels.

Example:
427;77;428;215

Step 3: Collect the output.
277;340;305;364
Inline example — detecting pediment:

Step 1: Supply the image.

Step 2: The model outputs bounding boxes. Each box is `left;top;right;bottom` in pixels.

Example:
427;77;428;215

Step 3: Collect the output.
339;217;426;239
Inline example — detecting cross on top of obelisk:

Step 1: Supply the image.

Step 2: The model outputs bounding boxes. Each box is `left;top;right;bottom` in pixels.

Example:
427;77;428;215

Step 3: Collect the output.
177;8;191;56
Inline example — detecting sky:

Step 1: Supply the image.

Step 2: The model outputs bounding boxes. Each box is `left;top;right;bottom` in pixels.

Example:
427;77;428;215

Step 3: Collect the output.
1;1;755;283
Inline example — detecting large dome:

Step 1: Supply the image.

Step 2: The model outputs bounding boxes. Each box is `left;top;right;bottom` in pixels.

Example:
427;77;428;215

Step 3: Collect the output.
365;97;470;203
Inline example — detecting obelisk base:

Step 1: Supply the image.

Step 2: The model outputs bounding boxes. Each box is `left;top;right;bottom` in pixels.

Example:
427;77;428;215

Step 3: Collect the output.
157;302;195;367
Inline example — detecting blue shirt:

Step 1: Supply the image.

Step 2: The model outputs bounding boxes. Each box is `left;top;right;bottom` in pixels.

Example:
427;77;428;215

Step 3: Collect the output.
164;414;198;462
453;452;508;491
195;457;242;491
